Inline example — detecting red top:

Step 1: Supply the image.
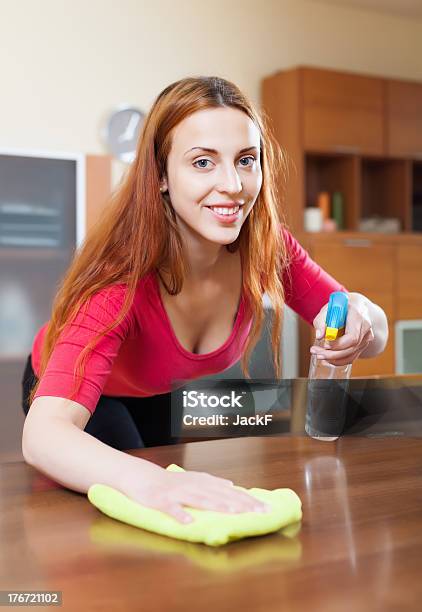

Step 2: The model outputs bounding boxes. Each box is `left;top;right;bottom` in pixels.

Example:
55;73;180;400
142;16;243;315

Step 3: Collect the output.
31;229;347;414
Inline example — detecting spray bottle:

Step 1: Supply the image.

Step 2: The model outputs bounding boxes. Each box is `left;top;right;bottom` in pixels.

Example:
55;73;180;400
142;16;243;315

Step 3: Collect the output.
305;291;352;440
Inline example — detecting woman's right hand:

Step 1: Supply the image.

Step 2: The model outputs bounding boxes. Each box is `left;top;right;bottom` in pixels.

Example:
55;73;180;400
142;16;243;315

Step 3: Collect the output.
121;466;270;524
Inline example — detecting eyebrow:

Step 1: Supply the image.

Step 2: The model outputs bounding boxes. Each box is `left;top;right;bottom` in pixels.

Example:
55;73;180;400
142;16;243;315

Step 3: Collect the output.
184;146;259;156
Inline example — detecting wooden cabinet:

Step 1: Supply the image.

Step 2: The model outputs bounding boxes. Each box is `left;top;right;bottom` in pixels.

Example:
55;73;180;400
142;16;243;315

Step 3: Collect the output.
386;79;422;158
261;69;304;233
311;238;395;312
297;233;422;376
397;243;422;319
0;151;112;460
262;66;422;377
0;152;111;357
262;67;421;234
305;236;395;376
302;68;385;155
294;234;422;377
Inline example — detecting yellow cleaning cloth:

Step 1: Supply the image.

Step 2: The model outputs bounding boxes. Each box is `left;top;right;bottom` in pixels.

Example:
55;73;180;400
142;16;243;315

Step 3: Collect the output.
87;464;302;547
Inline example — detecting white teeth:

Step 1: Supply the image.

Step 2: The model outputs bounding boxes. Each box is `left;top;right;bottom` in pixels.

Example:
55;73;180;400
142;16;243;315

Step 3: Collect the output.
209;206;240;215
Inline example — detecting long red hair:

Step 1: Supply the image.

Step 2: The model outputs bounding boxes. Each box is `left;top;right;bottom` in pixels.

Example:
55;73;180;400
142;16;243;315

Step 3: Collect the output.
29;76;289;406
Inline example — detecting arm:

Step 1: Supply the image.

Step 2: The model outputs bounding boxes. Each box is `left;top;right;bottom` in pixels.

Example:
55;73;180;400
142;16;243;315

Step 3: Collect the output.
280;227;348;326
22;396;268;522
22;395;163;494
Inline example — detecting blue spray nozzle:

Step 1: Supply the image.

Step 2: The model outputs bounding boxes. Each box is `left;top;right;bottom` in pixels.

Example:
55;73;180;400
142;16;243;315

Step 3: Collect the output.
325;291;348;341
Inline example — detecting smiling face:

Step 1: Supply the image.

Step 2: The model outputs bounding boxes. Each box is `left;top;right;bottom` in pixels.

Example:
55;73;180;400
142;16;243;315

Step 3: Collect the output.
162;107;262;246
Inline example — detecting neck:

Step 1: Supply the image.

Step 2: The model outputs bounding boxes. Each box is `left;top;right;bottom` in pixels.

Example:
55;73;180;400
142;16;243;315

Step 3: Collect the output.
157;217;238;294
179;219;229;283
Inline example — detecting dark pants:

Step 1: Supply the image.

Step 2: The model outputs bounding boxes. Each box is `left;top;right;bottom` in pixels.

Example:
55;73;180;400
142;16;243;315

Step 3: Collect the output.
21;354;178;450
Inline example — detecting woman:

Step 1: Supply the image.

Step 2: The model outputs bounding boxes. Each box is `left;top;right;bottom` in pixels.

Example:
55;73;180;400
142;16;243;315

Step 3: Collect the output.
21;76;388;524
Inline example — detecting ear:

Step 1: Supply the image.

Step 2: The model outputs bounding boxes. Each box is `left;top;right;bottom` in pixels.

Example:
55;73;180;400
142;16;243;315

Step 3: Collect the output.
159;177;168;193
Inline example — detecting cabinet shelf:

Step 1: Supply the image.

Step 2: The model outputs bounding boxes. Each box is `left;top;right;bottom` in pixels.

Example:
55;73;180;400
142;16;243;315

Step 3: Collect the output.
304;154;413;233
360;157;411;231
305;153;359;230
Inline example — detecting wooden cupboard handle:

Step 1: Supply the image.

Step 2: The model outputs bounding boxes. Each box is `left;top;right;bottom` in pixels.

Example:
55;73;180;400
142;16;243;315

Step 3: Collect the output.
332;145;360;154
343;238;372;247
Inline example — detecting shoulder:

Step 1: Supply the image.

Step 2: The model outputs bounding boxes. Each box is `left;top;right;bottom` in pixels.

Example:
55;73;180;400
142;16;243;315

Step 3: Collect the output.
74;281;138;333
87;282;128;312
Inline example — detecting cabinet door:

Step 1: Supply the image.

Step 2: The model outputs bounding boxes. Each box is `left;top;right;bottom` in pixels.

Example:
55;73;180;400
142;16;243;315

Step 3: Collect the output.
311;239;395;376
302;68;385;155
0;153;111;461
397;244;422;319
386;79;422;158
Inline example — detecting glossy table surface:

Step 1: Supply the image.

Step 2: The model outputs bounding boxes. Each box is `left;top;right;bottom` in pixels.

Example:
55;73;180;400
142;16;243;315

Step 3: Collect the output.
1;434;422;611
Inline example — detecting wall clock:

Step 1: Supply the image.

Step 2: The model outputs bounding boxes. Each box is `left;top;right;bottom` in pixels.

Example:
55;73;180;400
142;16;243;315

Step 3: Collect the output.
103;105;145;163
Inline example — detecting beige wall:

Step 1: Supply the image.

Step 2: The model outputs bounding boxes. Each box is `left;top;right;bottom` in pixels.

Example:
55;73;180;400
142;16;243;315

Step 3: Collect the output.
1;0;421;157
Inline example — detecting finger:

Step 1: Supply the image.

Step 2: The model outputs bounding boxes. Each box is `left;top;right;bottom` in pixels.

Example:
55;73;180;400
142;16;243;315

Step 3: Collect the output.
155;501;194;524
315;323;326;341
366;326;375;343
331;329;366;352
184;482;268;512
316;325;362;351
313;307;327;340
327;327;374;362
343;306;372;344
323;339;371;366
208;486;269;512
312;322;370;357
327;317;365;351
313;342;365;363
176;489;268;514
312;344;358;361
323;350;360;366
349;313;372;346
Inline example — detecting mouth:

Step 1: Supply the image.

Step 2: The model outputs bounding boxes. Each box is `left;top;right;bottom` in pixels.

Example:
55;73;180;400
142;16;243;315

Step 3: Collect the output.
204;203;243;223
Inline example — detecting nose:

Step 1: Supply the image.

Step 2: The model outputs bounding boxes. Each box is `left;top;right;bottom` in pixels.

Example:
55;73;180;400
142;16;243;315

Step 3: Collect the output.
215;162;242;195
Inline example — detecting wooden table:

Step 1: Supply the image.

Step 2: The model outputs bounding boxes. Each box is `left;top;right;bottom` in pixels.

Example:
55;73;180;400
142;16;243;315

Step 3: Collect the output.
1;435;422;611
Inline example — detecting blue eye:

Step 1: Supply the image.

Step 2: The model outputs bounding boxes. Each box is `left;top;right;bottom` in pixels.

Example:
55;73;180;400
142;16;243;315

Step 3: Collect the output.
193;159;212;169
193;156;256;169
239;156;256;167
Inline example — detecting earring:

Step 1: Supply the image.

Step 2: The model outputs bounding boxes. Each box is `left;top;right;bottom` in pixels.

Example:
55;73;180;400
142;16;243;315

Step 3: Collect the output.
160;185;166;193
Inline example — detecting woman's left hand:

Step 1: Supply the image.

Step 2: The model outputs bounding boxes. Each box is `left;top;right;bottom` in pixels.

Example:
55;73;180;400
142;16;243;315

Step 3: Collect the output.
311;294;375;367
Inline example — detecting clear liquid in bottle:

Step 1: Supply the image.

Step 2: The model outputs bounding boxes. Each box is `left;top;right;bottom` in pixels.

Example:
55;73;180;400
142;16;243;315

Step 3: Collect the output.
306;290;352;441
